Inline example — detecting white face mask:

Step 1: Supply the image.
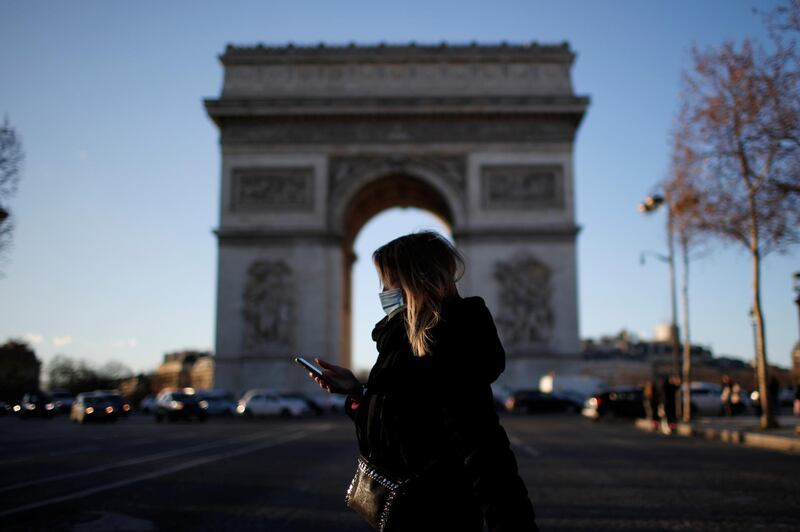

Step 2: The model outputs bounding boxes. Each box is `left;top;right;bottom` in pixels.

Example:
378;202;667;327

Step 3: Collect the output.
379;287;405;316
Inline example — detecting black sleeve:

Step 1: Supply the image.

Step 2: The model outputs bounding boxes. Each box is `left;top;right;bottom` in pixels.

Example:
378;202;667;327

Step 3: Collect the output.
344;395;359;421
431;301;538;531
437;384;539;532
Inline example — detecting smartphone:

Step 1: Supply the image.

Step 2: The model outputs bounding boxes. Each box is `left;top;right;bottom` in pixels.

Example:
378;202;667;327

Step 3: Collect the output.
293;356;325;379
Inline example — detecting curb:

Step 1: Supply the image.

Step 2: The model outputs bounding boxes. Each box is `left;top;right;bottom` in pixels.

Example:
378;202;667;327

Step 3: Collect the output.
633;418;800;454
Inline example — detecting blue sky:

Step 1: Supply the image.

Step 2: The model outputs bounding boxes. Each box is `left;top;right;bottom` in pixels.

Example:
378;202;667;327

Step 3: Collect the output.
0;0;797;377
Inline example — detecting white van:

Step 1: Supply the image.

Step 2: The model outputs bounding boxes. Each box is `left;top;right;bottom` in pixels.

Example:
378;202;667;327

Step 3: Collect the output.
237;389;310;418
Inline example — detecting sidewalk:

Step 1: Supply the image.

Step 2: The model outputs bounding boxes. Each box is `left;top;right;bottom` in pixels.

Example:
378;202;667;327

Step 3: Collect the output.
634;415;800;453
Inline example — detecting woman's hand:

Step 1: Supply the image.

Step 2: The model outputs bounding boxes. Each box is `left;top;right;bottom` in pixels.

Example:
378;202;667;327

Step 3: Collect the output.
309;357;363;400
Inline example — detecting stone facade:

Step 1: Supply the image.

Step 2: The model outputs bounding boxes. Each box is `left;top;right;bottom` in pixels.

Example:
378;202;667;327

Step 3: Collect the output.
205;43;589;393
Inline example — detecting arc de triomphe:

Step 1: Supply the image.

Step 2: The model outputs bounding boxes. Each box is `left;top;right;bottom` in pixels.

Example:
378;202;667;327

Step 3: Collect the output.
205;43;589;394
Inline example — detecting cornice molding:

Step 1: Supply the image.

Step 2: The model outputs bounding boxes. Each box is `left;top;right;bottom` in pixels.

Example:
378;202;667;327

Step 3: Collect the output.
220;42;576;65
204;95;590;120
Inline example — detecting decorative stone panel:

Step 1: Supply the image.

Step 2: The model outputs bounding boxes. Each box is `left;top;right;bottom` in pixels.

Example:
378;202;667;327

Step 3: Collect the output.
241;260;294;351
481;165;563;210
494;253;554;347
231;167;314;212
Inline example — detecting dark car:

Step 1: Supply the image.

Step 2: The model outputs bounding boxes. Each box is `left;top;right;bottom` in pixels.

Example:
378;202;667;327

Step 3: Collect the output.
94;391;132;417
49;390;75;413
196;389;238;416
582;387;646;421
155;389;208;422
504;389;580;414
13;392;57;419
70;393;118;424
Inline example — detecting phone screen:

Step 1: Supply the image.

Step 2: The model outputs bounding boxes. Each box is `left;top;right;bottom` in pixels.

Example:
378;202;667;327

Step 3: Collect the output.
293;356;325;379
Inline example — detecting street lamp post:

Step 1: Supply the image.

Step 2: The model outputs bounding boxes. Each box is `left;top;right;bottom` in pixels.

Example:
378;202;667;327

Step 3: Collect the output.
749;307;760;395
639;194;681;379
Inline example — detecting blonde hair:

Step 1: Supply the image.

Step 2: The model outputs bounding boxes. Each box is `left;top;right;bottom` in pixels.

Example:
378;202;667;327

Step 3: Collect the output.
372;231;464;357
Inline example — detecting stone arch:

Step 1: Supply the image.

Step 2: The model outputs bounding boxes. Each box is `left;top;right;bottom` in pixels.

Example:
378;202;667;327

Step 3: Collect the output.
329;158;467;250
335;166;463;368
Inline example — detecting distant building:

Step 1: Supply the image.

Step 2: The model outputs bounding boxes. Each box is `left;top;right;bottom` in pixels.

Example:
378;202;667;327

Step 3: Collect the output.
117;374;153;405
581;328;712;366
151;351;214;393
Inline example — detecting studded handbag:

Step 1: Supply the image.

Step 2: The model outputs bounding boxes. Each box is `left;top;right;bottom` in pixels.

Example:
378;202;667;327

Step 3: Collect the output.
345;454;409;531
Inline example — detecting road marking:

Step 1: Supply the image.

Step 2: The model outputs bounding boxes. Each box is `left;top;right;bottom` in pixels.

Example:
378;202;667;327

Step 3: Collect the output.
0;425;320;492
0;424;331;518
509;436;541;457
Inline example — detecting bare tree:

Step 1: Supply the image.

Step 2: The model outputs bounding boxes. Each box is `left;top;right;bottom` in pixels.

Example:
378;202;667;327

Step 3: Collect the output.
676;4;800;428
47;355;133;394
662;133;709;422
0;116;24;262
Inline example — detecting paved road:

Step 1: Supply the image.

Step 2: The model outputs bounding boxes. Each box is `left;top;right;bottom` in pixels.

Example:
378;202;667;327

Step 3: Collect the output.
1;412;798;531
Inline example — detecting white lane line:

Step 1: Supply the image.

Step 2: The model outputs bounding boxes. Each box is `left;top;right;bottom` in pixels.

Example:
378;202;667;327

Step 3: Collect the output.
509;436;541;458
0;424;331;518
0;426;306;492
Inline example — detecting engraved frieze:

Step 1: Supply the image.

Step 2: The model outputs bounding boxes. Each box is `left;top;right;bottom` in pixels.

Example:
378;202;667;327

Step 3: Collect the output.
494;253;554;347
481;165;564;210
241;260;294;351
231;167;314;212
220;118;576;146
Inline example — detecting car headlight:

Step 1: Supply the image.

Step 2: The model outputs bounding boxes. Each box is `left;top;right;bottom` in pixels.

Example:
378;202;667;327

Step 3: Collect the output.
170;401;184;410
25;404;36;410
45;403;55;410
236;404;246;414
105;406;114;414
123;404;131;411
85;407;94;414
13;405;21;412
199;400;209;409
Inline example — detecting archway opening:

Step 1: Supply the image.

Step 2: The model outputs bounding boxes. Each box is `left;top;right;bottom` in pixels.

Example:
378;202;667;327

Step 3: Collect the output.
341;174;455;373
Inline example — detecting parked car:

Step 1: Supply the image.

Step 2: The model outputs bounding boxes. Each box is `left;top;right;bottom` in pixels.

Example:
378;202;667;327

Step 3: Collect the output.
778;386;796;408
49;389;75;413
504;389;579;414
280;392;325;415
94;391;132;417
139;394;156;414
279;390;345;415
491;384;515;412
582;387;646;421
70;393;118;424
13;392;56;419
682;382;723;416
237;389;311;418
155;389;208;422
196;389;238;416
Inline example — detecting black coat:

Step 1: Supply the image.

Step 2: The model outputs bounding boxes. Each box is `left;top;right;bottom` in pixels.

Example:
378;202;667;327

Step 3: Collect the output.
345;295;538;532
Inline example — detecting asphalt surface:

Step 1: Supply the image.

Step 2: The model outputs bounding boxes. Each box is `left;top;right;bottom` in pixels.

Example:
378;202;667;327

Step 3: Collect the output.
1;412;799;531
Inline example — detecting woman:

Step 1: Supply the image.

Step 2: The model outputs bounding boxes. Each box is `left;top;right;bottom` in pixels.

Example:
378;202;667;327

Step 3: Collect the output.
309;231;539;531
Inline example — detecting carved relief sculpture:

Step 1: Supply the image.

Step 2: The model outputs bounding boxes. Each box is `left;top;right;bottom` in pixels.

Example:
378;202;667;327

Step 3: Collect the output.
494;253;554;347
241;260;294;351
232;167;314;211
481;165;563;210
